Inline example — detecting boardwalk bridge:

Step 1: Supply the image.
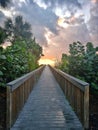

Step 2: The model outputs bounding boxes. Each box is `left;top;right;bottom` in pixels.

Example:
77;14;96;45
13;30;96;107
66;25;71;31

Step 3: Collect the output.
7;65;89;130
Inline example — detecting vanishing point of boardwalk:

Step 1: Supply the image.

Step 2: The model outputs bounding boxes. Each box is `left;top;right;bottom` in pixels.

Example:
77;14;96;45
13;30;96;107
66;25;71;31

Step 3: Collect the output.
11;66;83;130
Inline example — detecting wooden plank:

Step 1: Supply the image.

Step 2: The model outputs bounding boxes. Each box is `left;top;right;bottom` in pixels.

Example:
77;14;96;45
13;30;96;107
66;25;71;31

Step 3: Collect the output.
53;67;89;91
49;66;89;129
84;85;89;129
6;66;45;129
7;66;45;91
6;86;12;130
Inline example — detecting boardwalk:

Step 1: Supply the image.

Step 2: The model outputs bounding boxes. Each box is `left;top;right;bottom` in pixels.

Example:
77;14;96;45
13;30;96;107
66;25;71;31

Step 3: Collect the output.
11;66;83;130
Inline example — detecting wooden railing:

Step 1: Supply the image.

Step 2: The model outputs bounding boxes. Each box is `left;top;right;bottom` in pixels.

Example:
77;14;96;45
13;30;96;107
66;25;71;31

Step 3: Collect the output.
49;66;89;129
6;65;45;130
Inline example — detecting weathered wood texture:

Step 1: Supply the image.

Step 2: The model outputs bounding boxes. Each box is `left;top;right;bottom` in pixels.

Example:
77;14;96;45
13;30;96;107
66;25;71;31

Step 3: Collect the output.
49;66;89;129
6;66;45;130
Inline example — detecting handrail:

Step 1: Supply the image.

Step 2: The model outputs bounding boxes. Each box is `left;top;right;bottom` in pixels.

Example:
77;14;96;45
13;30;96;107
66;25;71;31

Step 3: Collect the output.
6;65;45;130
49;66;89;129
7;67;44;92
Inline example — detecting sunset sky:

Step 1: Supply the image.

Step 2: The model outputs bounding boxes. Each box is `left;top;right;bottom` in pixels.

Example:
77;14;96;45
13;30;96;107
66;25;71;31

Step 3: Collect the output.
0;0;98;64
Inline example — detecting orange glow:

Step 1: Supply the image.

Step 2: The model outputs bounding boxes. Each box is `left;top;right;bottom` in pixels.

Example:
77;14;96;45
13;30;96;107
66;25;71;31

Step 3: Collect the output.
91;0;97;3
38;58;55;66
57;17;69;28
58;17;65;25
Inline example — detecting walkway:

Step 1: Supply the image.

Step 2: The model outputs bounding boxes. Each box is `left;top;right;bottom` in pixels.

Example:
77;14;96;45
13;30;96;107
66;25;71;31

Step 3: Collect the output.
11;66;83;130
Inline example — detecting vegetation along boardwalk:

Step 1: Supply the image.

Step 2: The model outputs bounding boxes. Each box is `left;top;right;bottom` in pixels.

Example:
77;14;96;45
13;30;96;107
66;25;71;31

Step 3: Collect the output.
11;66;83;130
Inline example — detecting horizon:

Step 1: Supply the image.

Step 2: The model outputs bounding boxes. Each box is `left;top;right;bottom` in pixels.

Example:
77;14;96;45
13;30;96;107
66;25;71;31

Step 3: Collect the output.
0;0;98;64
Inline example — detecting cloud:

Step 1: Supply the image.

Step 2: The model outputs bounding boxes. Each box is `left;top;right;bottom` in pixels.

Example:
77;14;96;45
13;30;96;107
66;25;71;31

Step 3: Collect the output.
51;0;82;19
33;0;82;19
0;0;98;60
32;26;48;46
33;0;48;9
0;0;58;46
88;2;98;45
0;8;13;18
57;14;84;29
57;17;69;28
44;22;91;59
43;0;82;9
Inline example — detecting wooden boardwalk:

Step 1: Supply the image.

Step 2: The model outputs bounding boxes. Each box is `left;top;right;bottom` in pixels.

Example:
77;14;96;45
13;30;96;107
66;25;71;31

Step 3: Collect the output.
11;66;83;130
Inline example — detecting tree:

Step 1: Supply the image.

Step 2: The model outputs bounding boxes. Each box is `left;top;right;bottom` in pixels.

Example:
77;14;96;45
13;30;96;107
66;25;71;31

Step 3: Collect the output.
26;38;43;68
59;41;98;92
4;18;13;37
83;42;98;91
86;42;95;54
69;41;85;56
0;27;6;44
0;16;43;87
58;54;69;72
14;16;32;39
4;16;32;42
68;41;85;77
0;37;43;87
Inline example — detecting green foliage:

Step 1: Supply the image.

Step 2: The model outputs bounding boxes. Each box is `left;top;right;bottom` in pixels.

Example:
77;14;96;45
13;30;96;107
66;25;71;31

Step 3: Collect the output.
0;38;42;87
58;54;69;72
0;16;43;87
58;41;98;93
28;53;38;71
67;41;85;77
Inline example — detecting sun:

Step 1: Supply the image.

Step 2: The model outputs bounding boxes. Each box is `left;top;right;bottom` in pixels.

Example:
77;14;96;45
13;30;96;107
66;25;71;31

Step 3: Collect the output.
57;17;69;28
38;58;55;66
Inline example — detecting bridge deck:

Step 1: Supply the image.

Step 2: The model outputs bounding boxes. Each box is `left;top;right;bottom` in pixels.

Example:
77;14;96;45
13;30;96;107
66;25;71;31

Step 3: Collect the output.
11;66;83;130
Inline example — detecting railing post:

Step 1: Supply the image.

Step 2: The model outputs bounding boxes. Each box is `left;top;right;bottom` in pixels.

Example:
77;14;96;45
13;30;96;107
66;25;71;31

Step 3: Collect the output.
6;86;12;130
49;66;89;129
6;65;45;129
84;85;89;129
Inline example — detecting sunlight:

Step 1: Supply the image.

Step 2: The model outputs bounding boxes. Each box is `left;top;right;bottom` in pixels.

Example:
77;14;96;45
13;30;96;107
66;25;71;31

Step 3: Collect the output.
38;58;55;66
57;17;69;28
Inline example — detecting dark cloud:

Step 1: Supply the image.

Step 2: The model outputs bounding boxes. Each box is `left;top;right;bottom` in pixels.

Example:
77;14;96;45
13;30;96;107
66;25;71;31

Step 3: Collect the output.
8;1;58;46
43;0;82;17
0;0;98;59
33;0;82;19
43;0;82;9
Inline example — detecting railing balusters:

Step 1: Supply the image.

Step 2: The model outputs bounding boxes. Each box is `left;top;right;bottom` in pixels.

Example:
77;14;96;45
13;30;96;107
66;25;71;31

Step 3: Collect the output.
6;66;45;130
49;66;89;129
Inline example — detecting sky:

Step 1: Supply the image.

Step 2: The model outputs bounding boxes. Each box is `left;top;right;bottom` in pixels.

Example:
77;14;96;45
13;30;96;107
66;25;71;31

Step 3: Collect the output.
0;0;98;64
